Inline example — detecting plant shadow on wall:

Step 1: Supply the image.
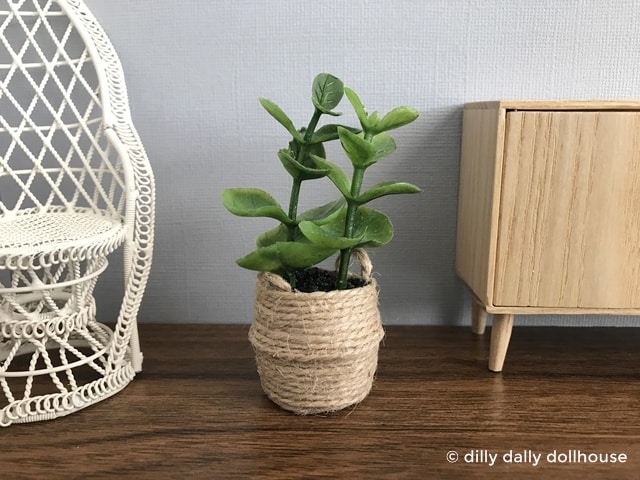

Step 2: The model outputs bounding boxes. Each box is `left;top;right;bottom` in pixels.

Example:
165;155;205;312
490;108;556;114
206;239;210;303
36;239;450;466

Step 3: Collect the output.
221;73;422;415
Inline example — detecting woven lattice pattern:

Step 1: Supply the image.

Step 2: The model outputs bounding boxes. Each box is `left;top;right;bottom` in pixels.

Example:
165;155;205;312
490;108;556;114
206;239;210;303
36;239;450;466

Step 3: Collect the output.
0;0;154;426
0;0;124;217
0;209;122;249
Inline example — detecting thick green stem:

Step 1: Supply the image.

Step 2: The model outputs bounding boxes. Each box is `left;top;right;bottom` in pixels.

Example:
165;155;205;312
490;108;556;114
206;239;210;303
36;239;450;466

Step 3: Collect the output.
286;108;323;238
284;269;296;288
303;110;322;150
336;128;375;290
336;166;366;289
283;109;323;289
283;178;302;289
286;179;302;241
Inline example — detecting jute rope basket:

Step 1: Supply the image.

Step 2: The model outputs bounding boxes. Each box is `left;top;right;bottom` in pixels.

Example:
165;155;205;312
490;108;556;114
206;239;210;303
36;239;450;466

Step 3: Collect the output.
249;250;384;415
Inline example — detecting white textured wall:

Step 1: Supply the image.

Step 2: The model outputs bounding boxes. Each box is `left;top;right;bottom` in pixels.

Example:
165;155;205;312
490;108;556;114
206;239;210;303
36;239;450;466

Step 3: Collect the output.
85;0;640;326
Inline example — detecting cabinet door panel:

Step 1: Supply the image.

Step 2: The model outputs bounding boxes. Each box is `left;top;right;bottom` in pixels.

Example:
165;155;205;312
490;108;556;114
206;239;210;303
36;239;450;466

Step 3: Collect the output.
494;111;640;308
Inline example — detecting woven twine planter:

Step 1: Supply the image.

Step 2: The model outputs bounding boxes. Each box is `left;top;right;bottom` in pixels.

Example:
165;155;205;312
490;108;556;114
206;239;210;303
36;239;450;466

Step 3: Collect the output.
248;250;384;415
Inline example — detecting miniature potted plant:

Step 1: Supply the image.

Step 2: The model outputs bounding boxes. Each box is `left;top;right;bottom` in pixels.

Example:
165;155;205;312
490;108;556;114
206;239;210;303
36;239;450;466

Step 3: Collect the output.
222;73;420;414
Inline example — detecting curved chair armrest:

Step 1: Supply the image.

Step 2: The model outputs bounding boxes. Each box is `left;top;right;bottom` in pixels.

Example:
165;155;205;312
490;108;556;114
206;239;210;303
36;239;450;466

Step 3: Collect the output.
62;0;156;373
105;123;155;373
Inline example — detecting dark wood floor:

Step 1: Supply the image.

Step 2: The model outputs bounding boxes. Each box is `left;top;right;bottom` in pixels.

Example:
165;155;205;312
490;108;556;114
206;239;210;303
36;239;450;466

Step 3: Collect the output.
3;324;640;479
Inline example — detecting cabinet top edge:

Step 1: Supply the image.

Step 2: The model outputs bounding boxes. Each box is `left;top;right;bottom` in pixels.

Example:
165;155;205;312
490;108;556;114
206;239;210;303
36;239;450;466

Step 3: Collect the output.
464;100;640;111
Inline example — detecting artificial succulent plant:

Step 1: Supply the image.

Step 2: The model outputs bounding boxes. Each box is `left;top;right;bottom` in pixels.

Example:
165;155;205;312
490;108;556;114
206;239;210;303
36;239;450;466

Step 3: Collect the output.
222;73;420;290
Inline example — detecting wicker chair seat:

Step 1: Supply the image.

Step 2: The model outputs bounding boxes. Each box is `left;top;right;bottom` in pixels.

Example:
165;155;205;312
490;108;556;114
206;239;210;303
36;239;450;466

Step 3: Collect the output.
0;210;124;262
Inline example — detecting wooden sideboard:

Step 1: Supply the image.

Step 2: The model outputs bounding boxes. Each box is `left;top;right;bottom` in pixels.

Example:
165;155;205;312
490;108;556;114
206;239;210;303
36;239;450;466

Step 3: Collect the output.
456;100;640;371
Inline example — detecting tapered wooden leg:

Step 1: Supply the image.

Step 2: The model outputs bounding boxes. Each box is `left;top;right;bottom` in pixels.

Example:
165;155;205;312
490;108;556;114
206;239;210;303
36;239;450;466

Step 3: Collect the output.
471;298;488;335
488;314;514;372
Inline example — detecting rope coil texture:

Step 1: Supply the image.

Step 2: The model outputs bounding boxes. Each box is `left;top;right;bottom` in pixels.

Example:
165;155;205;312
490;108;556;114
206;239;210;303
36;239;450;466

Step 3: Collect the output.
249;250;385;415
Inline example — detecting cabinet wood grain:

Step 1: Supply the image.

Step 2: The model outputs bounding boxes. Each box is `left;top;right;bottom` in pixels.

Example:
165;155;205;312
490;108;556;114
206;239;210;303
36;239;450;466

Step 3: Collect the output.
456;100;640;371
495;111;640;308
455;106;505;306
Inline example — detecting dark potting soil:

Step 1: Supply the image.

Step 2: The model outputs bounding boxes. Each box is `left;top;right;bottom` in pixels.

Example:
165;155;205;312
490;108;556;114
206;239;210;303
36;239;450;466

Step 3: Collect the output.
293;267;367;293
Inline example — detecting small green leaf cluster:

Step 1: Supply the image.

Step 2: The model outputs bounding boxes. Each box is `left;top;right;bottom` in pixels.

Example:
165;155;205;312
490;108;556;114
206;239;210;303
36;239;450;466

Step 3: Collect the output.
222;73;420;290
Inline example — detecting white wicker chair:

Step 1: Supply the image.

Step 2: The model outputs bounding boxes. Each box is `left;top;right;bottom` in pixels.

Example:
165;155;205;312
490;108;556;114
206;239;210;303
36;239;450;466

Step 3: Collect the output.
0;0;154;426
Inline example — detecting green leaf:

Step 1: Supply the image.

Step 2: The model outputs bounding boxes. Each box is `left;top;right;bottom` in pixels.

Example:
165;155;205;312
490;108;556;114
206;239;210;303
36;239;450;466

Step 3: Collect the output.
236;247;284;272
312;73;344;115
311;155;352;199
278;149;330;181
357;181;422;205
288;138;325;168
276;241;336;269
298;221;365;249
375;106;419;134
255;200;346;250
368;111;380;127
236;242;336;272
304;142;326;166
344;87;369;129
318;207;394;248
310;124;341;144
222;188;292;224
352;207;394;247
337;127;375;168
298;198;346;224
259;98;304;142
370;133;397;163
310;124;360;144
256;224;288;248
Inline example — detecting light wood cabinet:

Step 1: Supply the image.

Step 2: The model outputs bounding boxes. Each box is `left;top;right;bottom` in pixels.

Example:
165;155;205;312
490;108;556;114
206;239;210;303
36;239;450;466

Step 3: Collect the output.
456;100;640;371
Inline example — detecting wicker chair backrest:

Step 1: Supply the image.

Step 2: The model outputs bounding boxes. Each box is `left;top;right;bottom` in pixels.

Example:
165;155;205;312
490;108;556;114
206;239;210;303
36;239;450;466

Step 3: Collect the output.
0;0;125;218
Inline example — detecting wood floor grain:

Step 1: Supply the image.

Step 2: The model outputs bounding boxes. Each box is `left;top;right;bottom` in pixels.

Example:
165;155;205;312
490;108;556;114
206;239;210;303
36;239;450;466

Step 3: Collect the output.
2;324;640;479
